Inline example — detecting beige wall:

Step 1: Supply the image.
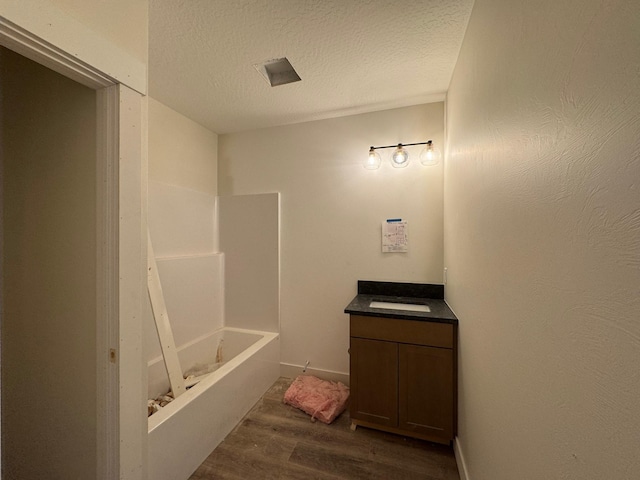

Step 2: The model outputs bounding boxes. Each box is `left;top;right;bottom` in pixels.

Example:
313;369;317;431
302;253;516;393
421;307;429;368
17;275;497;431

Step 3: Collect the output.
0;0;148;93
148;97;218;195
445;1;640;479
46;0;148;65
219;103;444;375
1;47;97;478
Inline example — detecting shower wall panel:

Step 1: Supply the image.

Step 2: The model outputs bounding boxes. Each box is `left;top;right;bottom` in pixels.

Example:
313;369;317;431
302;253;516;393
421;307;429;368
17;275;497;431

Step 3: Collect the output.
218;193;280;333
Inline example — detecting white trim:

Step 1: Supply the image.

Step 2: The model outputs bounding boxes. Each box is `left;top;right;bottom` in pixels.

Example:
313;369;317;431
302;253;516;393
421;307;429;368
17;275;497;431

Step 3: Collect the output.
139;94;150;480
0;16;115;90
277;193;282;334
96;85;120;480
117;84;146;480
454;436;471;480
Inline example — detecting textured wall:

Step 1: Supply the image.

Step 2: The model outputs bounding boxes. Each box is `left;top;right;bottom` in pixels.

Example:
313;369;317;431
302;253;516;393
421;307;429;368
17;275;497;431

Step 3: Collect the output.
445;1;640;479
219;103;444;375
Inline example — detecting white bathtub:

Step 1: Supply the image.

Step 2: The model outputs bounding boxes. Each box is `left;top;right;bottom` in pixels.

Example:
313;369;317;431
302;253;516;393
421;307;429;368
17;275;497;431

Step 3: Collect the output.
148;327;280;480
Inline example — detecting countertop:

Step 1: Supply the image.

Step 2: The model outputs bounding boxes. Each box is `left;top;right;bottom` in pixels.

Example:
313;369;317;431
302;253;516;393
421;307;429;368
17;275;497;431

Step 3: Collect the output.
344;281;458;324
344;294;457;324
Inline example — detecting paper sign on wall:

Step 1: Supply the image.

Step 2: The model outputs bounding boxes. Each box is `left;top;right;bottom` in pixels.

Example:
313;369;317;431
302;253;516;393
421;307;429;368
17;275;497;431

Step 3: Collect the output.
382;219;408;253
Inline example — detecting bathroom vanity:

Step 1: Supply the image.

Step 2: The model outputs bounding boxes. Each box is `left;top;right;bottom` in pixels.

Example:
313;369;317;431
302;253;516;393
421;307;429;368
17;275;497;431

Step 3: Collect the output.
344;281;458;445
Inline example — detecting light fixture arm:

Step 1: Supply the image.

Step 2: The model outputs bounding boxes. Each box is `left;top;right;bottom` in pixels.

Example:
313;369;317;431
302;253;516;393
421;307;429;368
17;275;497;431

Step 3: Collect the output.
369;140;433;151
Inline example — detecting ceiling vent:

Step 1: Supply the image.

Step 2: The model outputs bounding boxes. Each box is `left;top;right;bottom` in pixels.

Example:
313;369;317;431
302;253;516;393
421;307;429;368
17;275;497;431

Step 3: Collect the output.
253;57;301;87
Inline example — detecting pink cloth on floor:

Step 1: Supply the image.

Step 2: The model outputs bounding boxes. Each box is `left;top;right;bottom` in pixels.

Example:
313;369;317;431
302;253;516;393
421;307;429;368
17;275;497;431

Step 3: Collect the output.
283;375;350;424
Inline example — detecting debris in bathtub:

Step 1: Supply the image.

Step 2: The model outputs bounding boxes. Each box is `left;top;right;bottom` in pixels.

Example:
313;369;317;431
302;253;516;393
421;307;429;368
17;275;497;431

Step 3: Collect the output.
183;360;227;388
184;361;226;378
147;393;175;417
147;400;161;416
216;339;224;364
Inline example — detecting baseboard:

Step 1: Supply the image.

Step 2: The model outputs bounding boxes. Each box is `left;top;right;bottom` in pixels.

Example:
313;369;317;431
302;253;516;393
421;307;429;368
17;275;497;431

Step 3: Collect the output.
454;436;470;480
280;362;350;386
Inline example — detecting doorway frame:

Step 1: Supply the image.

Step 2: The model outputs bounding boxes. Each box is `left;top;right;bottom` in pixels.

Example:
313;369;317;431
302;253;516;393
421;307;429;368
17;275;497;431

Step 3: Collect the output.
0;16;146;480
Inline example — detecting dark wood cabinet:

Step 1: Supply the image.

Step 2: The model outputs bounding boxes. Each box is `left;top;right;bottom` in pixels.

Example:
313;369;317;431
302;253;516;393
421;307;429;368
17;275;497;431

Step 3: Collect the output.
399;343;454;439
350;337;398;427
349;314;457;445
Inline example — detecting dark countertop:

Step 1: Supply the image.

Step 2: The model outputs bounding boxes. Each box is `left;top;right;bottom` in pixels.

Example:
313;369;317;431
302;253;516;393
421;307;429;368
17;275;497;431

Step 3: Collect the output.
344;294;457;324
344;281;458;324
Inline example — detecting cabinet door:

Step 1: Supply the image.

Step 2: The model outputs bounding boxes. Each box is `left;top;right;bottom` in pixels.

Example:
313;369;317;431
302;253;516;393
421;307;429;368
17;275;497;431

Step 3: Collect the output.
399;344;453;440
350;337;398;427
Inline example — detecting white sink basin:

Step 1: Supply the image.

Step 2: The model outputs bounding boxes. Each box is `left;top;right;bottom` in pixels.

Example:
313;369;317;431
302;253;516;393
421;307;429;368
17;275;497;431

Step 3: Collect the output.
369;301;431;313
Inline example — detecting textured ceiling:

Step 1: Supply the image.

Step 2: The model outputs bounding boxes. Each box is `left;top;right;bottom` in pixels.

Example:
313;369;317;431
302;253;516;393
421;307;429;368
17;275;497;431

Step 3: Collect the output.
149;0;474;134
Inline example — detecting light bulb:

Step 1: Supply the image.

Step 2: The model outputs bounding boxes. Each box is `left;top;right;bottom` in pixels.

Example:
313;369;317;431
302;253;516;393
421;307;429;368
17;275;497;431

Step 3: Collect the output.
419;141;441;166
391;144;409;168
364;147;382;170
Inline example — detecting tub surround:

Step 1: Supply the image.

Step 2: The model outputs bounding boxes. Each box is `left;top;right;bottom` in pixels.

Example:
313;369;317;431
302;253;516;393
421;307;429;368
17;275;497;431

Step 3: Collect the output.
145;187;281;479
344;280;457;324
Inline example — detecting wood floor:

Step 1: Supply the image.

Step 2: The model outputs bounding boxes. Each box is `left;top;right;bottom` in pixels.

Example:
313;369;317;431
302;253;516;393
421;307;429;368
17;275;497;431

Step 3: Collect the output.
189;377;460;480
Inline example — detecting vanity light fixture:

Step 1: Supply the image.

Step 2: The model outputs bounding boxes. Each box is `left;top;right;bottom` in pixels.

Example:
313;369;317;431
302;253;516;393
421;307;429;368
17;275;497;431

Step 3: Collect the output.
365;140;441;169
365;147;382;170
419;140;442;166
391;144;409;168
